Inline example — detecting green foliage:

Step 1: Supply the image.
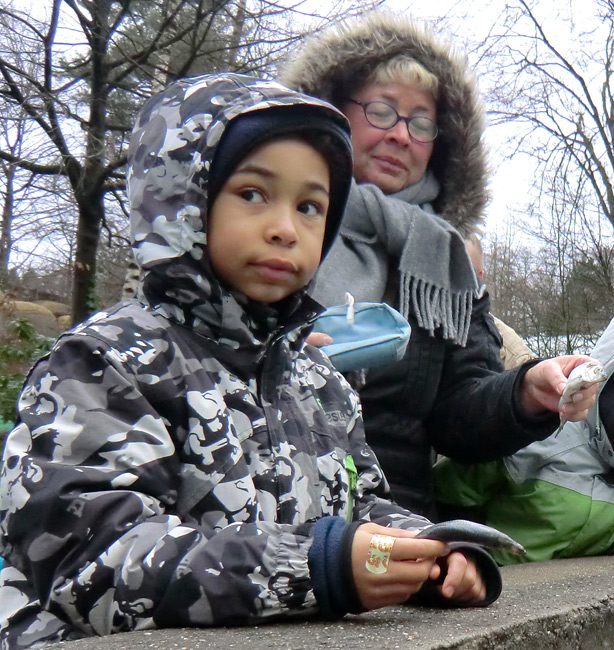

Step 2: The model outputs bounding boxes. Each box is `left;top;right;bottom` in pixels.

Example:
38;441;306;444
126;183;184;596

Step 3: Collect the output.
0;317;52;429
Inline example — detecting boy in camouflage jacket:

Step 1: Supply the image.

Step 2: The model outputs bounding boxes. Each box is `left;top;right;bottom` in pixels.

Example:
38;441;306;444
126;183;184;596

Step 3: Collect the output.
0;73;501;648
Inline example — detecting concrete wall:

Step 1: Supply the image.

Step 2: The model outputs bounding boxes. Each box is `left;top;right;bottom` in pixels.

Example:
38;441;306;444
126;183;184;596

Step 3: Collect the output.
55;556;614;650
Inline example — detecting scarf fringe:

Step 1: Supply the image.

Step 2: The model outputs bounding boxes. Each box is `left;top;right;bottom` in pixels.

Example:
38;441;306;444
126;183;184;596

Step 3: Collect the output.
400;274;472;347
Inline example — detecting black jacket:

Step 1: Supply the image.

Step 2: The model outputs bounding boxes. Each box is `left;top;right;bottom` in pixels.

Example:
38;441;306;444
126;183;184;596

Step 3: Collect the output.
361;291;556;519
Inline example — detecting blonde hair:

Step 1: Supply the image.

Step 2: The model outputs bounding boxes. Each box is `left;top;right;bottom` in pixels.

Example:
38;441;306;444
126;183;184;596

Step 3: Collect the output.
368;56;439;100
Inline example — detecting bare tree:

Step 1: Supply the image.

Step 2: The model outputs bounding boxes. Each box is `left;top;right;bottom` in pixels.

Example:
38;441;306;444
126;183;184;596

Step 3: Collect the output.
469;0;614;345
480;0;614;228
0;121;28;271
484;174;612;356
0;0;380;323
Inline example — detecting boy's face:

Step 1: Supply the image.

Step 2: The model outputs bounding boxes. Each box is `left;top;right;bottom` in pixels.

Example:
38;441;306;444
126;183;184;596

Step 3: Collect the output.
208;138;330;303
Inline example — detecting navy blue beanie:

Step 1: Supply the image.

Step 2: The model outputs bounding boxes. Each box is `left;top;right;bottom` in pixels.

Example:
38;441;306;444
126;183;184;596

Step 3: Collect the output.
208;105;353;259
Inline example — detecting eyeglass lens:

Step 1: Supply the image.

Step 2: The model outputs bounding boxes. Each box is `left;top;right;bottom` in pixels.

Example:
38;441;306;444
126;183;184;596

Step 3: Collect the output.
362;101;437;143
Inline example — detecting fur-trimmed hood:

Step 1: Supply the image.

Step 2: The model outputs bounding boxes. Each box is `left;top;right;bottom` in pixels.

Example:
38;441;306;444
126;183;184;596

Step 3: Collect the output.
280;11;489;235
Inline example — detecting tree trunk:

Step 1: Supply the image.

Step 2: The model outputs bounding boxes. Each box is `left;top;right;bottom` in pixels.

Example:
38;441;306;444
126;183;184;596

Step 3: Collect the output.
0;162;14;270
71;189;103;325
69;0;110;325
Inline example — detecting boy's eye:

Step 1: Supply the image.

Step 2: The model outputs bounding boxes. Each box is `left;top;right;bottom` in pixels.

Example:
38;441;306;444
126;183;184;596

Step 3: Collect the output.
239;188;265;203
298;200;326;217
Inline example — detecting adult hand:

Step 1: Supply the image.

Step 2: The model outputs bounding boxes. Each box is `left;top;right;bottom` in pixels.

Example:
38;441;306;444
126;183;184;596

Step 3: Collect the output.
351;523;448;610
306;332;332;348
519;355;599;420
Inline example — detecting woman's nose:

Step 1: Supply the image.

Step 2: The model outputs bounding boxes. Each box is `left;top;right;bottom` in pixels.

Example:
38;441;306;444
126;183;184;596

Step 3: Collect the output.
384;120;411;145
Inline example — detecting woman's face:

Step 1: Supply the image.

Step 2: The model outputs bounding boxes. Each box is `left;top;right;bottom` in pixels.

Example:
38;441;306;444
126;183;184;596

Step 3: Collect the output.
342;80;436;194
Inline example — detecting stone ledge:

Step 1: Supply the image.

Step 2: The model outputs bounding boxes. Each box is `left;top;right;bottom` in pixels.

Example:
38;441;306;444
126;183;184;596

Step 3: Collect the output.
57;556;614;650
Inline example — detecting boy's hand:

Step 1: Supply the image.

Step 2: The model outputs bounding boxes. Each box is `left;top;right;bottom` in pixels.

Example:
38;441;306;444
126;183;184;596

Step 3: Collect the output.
306;332;332;348
351;523;448;610
438;551;487;603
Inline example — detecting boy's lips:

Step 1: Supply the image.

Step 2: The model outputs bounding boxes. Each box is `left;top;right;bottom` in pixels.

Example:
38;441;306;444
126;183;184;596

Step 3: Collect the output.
251;259;298;281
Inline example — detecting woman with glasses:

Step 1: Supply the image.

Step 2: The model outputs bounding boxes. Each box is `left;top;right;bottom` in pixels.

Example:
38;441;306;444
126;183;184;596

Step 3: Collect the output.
281;11;598;521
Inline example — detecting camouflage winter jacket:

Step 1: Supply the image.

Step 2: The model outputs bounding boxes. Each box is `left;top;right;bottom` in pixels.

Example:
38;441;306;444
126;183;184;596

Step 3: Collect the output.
0;74;435;648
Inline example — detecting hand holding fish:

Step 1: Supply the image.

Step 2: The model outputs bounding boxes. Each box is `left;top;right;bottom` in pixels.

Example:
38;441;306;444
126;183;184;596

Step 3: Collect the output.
519;356;604;420
352;523;487;609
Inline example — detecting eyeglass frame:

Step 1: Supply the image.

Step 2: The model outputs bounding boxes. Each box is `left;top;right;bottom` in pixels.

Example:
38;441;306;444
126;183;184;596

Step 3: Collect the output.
347;99;439;144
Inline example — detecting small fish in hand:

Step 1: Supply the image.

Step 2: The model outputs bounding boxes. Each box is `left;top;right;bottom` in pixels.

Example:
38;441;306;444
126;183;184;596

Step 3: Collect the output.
415;519;526;555
555;360;607;432
558;360;607;410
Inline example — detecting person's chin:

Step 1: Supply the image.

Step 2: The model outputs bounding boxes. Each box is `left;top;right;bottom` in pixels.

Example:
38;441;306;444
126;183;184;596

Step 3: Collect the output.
371;174;406;194
243;283;296;304
364;166;407;193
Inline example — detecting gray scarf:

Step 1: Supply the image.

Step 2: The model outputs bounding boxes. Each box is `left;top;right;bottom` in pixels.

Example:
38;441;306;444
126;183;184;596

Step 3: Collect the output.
311;173;478;346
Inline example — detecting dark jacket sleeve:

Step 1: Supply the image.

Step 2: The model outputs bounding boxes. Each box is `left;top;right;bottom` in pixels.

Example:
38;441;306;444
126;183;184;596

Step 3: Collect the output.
429;292;558;461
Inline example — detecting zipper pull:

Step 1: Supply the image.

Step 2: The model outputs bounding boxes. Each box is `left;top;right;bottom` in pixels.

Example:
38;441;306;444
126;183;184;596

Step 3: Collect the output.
344;291;355;325
345;454;358;522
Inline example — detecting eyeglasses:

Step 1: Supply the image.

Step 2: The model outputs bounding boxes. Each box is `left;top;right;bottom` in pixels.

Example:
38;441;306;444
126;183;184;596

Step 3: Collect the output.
348;99;438;144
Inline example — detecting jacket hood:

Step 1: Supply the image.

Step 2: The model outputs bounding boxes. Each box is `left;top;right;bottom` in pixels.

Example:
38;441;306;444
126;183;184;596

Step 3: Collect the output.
126;73;352;361
128;72;352;269
280;11;489;235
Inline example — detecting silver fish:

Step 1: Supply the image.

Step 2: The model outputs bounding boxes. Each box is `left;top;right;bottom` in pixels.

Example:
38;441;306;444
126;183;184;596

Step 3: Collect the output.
558;360;607;410
415;519;526;555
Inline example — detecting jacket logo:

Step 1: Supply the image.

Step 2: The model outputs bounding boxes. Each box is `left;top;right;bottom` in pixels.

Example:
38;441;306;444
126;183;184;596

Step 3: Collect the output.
324;409;347;426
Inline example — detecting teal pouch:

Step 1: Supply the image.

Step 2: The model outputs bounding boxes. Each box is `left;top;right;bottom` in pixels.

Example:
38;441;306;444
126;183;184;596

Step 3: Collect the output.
313;294;411;373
